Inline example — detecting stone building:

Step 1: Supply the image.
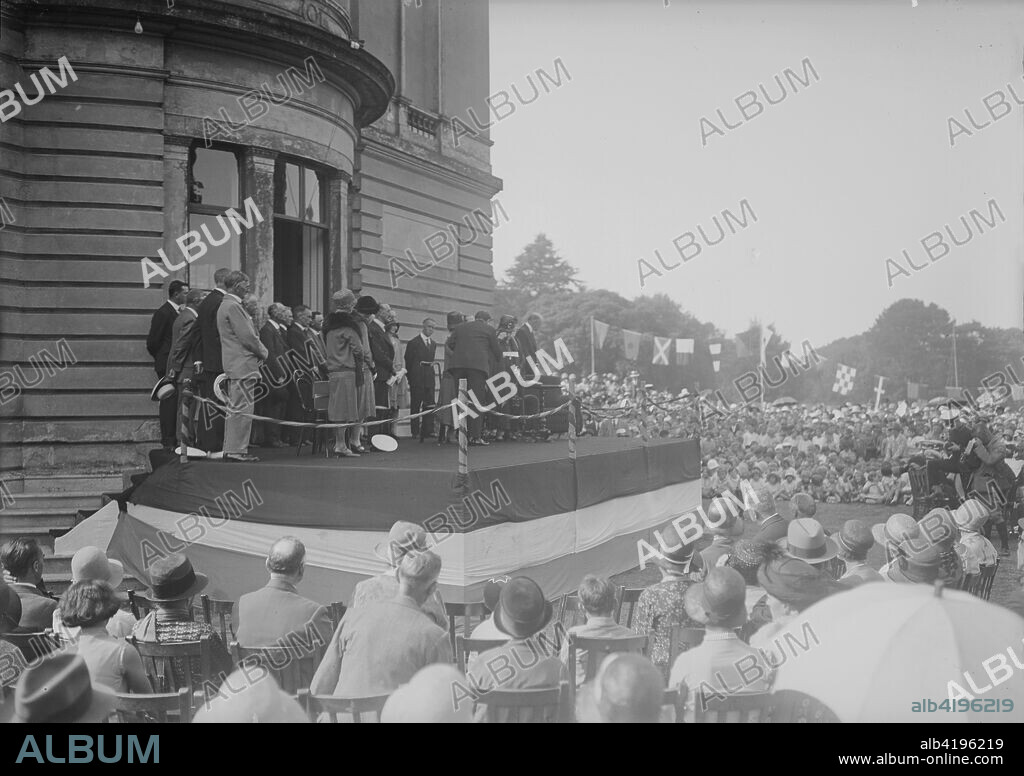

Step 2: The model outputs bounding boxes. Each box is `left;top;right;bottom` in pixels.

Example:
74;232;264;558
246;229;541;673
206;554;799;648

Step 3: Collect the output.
0;0;502;478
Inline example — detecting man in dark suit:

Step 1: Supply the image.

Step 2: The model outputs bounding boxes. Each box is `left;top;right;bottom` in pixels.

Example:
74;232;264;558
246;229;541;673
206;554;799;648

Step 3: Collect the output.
0;538;57;631
284;305;326;443
167;288;205;450
515;312;542;379
235;538;333;667
404;318;438;438
256;303;291;448
448;311;503;445
147;279;188;449
194;267;231;452
355;296;395;437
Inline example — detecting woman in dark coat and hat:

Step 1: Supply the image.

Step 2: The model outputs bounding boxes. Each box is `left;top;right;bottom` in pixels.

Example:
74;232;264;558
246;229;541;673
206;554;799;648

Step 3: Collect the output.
435;311;465;445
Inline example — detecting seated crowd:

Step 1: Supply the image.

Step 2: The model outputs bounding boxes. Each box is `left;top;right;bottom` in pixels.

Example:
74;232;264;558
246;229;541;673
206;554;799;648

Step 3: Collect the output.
0;490;1015;723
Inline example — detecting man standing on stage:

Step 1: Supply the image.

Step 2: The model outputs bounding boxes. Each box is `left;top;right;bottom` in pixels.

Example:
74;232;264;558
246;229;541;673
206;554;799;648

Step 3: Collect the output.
167;288;205;451
357;296;395;438
195;267;230;452
217;271;268;463
515;312;542;378
448;311;503;446
147;279;188;449
405;318;438;438
256;303;291;448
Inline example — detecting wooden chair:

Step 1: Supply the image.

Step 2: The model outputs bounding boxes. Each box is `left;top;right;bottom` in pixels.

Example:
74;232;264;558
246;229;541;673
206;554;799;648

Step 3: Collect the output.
615;587;645;628
445;602;490;654
678;685;776;723
326;601;347;633
127;590;155;620
295;376;330;456
455;636;506;673
111;688;192;723
231;641;324;696
474;680;570;723
666;626;705;667
966;560;999;601
556;594;587;630
130;636;214;697
200;595;235;644
566;634;649;686
4;630;61;662
296;689;389;723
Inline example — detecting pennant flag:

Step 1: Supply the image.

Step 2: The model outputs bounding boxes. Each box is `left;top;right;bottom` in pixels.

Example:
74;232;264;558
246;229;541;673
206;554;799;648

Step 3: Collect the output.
709;341;722;373
873;376;886;411
1011;384;1024;402
652;336;671;366
906;381;919;400
592;319;609;349
832;363;856;395
675;338;694;365
622;329;641;361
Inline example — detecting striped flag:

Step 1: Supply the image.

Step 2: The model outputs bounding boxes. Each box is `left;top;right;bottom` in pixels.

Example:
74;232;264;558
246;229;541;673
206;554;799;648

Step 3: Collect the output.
675;338;694;365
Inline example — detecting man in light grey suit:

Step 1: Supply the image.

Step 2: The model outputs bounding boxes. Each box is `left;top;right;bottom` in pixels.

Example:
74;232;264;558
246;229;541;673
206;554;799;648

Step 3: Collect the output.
216;271;268;462
168;288;205;450
235;537;333;673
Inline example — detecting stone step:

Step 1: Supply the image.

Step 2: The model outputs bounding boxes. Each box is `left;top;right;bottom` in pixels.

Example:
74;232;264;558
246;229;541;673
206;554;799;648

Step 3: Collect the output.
2;492;107;511
6;472;133;495
0;510;80;555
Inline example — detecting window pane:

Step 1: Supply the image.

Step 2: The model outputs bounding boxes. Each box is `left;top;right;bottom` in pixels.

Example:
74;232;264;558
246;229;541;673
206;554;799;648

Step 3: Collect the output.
191;149;238;208
284;163;301;217
302;225;326;309
187;213;240;289
303;168;322;223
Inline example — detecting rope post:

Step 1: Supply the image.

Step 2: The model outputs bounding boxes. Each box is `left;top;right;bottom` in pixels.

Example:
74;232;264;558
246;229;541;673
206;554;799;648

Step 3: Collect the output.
456;378;469;489
567;402;577;460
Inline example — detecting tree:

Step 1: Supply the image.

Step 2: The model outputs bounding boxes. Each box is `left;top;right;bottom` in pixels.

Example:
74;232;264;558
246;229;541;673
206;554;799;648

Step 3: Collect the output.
501;234;583;299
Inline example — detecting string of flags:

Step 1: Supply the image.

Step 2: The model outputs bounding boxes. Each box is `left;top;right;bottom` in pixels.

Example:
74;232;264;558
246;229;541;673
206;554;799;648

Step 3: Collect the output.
591;318;769;369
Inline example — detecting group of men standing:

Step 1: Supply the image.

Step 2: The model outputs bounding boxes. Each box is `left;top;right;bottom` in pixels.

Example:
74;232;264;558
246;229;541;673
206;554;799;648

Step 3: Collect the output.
147;267;545;459
146;268;326;462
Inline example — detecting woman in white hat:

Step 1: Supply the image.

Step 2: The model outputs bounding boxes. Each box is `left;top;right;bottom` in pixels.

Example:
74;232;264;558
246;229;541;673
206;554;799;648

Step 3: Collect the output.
52;546;136;641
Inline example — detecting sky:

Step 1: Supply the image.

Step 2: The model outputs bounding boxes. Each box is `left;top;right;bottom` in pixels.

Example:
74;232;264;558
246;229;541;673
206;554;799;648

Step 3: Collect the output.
488;0;1024;346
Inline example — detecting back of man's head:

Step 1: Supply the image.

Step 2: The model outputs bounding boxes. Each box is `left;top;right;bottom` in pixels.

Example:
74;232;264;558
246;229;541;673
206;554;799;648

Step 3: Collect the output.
168;279;188;299
267;537;305;578
397;551;442;603
592;653;664;723
213;267;231;288
224;270;249;292
474;311;491;322
1;538;42;580
577;574;616;617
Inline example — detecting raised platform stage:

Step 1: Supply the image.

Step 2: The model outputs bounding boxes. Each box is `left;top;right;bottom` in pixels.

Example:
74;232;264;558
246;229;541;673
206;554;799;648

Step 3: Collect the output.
106;437;701;604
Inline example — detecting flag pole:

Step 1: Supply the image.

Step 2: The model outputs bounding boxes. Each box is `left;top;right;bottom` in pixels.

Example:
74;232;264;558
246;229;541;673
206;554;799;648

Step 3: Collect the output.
590;315;596;377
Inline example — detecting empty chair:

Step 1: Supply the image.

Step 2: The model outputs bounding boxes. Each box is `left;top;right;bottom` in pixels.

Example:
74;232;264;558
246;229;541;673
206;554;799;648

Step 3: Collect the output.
200;595;235;644
615;587;644;628
445;602;490;654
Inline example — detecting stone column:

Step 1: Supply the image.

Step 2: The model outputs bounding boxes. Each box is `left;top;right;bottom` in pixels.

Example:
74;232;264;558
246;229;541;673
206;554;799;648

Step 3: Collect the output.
242;148;278;306
163;136;191;282
327;170;351;295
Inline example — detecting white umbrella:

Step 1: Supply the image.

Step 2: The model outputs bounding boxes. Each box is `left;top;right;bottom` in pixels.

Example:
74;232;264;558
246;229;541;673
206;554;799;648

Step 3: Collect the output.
771;583;1024;722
